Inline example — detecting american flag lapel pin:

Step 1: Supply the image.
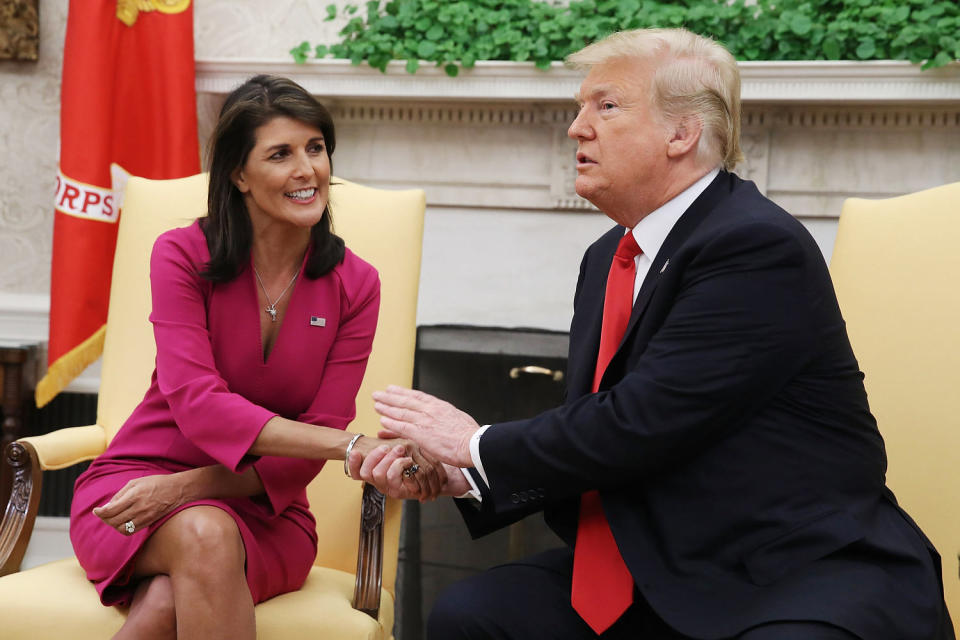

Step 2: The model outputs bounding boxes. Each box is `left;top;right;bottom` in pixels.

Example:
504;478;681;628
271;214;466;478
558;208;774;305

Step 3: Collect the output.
310;316;326;327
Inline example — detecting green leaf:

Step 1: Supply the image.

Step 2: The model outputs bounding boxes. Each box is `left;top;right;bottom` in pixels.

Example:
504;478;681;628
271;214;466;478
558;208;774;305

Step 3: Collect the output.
790;13;812;36
405;58;420;74
444;63;459;77
822;37;841;60
855;38;876;59
417;40;437;59
891;6;910;23
325;4;338;21
923;50;954;69
314;44;329;58
426;24;445;41
380;15;399;30
290;41;310;64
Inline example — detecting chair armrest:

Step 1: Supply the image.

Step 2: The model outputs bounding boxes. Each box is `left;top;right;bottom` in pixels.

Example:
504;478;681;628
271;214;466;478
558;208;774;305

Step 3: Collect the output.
0;441;43;576
0;425;105;576
20;425;106;470
352;483;386;619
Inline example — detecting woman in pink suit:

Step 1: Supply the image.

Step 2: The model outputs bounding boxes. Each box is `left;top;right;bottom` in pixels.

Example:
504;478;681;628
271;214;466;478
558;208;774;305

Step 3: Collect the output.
69;75;442;640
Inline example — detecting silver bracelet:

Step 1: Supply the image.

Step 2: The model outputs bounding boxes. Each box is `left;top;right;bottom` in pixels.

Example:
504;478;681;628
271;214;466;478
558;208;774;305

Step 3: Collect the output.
343;433;364;477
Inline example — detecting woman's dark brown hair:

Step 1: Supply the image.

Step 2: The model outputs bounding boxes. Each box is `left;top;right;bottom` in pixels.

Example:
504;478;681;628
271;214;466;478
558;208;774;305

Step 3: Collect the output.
201;75;344;282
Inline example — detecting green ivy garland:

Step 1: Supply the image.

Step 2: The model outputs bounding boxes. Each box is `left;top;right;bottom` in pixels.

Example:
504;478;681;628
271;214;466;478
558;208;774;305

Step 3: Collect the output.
291;0;960;75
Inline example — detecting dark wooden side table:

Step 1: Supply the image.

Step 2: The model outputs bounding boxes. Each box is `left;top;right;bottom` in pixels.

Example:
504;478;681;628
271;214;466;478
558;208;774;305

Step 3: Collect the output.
0;341;38;511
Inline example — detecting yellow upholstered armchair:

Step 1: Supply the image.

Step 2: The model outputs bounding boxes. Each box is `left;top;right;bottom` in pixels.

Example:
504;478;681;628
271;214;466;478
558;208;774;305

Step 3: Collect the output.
0;173;425;639
830;181;960;635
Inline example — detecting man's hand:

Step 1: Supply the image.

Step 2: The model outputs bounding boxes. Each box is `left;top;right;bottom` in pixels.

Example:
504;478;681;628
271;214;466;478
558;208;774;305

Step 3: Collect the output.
372;386;479;468
350;443;471;500
347;434;447;500
93;474;185;535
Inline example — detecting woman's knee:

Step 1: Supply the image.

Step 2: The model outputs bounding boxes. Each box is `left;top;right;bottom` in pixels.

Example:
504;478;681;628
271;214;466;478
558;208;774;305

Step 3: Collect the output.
163;507;246;572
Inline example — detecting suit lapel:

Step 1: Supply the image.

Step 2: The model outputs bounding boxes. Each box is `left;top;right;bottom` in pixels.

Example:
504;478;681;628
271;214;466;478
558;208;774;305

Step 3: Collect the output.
574;172;737;393
568;227;621;397
621;171;734;338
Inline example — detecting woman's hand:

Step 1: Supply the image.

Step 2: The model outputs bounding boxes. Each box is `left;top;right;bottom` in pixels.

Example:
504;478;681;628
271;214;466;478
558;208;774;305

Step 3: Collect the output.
347;435;447;501
93;474;186;536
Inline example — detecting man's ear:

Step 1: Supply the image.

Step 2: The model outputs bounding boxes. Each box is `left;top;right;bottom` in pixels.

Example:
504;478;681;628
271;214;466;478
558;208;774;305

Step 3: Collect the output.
231;167;249;194
666;115;703;159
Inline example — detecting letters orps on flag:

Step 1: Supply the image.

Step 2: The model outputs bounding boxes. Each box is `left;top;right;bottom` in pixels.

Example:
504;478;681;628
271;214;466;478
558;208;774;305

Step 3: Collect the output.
37;0;200;406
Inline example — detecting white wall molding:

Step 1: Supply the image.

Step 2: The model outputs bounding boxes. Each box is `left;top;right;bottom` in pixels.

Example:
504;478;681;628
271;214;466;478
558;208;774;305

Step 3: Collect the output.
0;292;48;343
5;58;959;370
196;58;960;104
0;292;101;395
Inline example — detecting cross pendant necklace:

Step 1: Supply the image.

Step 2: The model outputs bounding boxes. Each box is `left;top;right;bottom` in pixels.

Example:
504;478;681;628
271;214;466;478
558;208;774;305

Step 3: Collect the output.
253;265;298;323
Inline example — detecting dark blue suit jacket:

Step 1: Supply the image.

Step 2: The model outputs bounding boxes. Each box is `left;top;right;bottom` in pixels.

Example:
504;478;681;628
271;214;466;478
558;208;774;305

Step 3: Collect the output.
456;172;951;639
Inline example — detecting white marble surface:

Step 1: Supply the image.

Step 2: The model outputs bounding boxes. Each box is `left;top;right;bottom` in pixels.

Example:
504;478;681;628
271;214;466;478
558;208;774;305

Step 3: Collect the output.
0;0;67;294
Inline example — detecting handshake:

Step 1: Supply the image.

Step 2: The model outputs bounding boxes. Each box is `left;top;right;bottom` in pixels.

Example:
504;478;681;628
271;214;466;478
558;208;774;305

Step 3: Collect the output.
344;386;482;501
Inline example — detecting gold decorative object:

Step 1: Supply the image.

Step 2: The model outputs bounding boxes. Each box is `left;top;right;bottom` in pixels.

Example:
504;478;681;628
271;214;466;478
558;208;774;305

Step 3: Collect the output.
116;0;190;28
0;0;39;61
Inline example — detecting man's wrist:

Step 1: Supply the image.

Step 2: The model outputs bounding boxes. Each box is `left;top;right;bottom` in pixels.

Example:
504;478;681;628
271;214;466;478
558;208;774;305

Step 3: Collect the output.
458;428;480;468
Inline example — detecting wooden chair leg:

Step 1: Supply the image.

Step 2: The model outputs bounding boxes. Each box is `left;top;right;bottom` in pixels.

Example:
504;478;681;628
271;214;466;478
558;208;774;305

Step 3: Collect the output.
352;482;385;619
0;441;43;576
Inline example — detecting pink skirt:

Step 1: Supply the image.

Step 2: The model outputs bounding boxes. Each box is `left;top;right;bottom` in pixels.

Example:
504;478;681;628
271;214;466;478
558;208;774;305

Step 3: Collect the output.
70;461;317;607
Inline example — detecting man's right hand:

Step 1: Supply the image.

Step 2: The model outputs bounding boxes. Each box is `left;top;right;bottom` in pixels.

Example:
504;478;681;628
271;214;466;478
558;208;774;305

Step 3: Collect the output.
349;443;470;501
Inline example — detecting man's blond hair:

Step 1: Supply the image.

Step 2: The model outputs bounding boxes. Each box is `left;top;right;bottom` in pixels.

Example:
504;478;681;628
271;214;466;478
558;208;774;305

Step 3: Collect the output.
568;28;743;171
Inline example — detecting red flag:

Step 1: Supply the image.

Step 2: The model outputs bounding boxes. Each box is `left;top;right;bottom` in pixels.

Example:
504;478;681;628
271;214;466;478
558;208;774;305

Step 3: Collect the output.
36;0;199;406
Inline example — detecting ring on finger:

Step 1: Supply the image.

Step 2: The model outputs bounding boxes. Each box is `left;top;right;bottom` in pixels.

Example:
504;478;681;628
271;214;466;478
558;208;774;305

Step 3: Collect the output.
402;464;420;478
123;520;136;534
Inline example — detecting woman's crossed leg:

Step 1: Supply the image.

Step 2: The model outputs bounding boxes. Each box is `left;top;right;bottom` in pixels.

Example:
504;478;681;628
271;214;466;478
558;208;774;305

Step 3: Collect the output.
113;505;253;640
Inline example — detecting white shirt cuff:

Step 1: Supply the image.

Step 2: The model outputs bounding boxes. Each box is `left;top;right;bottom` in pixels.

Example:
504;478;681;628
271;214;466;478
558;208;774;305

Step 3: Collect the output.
456;425;491;500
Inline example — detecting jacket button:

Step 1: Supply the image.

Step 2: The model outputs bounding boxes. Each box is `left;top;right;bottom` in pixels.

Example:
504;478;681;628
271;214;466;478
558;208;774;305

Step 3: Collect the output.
510;493;520;504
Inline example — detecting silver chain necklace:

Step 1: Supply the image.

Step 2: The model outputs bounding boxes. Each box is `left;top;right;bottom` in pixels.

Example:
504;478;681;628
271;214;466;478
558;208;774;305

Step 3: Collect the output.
253;265;298;322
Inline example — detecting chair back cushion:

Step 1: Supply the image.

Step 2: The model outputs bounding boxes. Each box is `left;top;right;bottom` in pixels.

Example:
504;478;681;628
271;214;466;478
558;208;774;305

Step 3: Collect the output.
830;181;960;624
97;174;208;439
308;180;424;597
97;174;424;599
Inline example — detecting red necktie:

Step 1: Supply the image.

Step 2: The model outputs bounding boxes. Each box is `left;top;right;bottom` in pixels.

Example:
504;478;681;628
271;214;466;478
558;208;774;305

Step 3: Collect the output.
571;231;641;634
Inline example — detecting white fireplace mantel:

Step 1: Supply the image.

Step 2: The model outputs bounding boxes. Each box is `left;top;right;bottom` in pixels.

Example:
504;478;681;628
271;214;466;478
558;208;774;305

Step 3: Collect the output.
195;58;960;104
6;58;958;395
191;56;960;338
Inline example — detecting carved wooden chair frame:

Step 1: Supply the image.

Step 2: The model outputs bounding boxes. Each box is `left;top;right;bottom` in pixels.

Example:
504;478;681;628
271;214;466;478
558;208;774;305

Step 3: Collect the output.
0;440;388;619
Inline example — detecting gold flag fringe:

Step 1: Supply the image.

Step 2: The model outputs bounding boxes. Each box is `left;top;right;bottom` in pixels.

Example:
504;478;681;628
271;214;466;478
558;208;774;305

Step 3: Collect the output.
35;325;106;408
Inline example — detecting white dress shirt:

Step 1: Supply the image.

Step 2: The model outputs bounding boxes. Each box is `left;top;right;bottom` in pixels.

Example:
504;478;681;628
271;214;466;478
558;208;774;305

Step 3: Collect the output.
461;169;720;498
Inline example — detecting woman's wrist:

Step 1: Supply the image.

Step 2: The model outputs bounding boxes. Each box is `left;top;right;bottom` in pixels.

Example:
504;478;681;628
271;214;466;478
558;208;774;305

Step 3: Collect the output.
343;433;364;476
170;468;203;504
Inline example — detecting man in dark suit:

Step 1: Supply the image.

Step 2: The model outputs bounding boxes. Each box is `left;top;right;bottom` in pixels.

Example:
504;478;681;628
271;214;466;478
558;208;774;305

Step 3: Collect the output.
355;28;953;640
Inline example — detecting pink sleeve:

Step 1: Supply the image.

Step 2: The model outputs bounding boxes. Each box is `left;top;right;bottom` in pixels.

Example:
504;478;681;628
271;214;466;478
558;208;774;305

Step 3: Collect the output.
150;231;277;472
253;259;381;516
